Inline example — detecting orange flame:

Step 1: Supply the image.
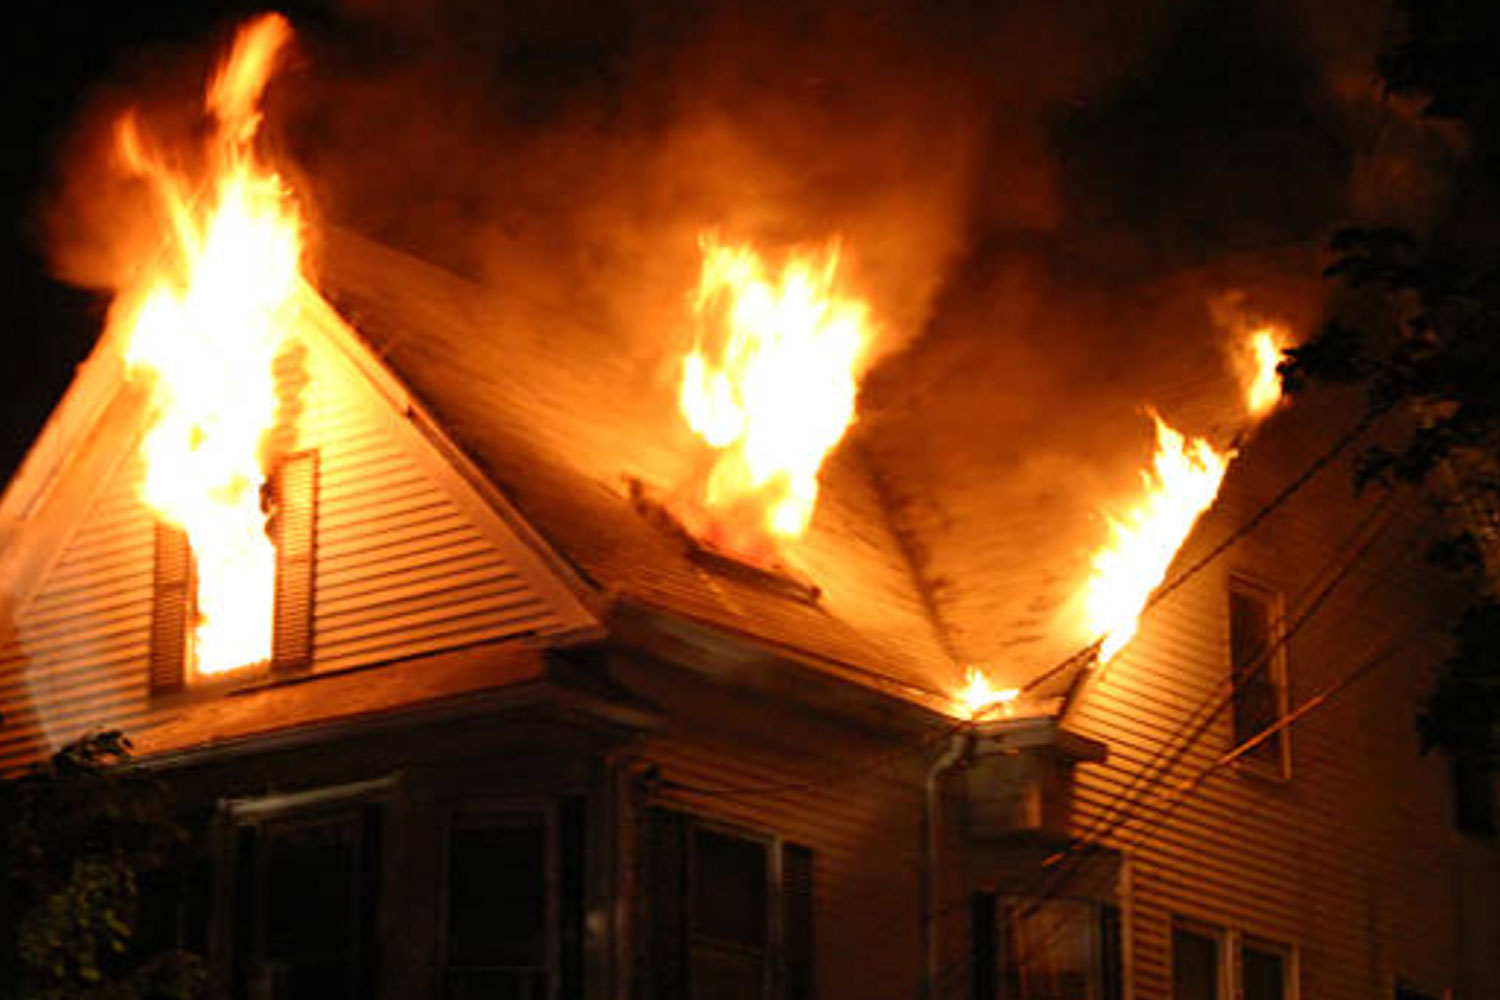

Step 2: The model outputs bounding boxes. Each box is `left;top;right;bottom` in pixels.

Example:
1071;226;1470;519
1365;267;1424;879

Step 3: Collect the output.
1083;324;1292;663
956;667;1019;720
117;14;301;676
1241;325;1288;419
1085;415;1231;663
677;233;872;555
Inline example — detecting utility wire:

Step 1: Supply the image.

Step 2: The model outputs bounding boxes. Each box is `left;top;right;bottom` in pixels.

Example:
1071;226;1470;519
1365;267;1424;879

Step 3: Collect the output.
660;408;1378;801
982;612;1442;986
1017;486;1406;906
1058;481;1402;862
986;499;1433;976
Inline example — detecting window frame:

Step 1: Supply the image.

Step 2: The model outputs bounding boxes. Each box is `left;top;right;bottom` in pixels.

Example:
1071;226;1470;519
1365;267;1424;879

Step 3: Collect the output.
216;775;398;1000
1169;917;1300;1000
149;448;319;694
1226;575;1292;780
687;816;779;998
434;800;561;1000
1169;916;1229;1000
1238;934;1297;1000
642;805;813;1000
990;894;1123;1000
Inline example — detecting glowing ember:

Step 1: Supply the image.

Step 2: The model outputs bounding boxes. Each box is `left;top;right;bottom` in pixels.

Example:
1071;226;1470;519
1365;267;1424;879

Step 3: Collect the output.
1086;415;1232;663
956;667;1019;719
117;14;301;675
1241;325;1288;419
677;233;873;554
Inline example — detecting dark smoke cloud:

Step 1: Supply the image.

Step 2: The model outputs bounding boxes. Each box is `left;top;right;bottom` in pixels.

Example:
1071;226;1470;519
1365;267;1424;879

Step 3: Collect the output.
42;0;1455;671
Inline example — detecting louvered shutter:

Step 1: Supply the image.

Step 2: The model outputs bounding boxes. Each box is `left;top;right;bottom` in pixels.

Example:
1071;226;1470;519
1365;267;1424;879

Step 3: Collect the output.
644;807;689;1000
150;521;192;694
782;842;816;1000
271;450;318;672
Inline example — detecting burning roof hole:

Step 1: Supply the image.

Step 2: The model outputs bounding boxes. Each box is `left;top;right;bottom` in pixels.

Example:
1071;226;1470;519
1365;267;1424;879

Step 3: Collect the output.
626;476;821;604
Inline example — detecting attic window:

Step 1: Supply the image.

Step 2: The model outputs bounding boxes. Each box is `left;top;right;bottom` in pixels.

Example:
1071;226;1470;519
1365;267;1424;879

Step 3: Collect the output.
626;477;821;603
1228;577;1288;776
149;451;318;692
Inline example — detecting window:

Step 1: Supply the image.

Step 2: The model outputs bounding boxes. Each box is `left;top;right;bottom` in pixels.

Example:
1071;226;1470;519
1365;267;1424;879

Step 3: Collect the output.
230;799;382;1000
1228;579;1288;775
441;800;585;1000
973;895;1122;1000
1170;920;1296;1000
1394;983;1442;1000
643;807;815;1000
1171;921;1222;1000
150;450;318;691
1451;754;1495;836
1241;939;1291;1000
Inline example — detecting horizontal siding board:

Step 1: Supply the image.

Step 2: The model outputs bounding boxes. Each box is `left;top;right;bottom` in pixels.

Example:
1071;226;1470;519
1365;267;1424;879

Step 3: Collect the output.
1066;472;1488;1000
315;593;553;655
314;568;529;622
316;531;496;583
315;547;507;596
0;329;581;772
315;514;477;563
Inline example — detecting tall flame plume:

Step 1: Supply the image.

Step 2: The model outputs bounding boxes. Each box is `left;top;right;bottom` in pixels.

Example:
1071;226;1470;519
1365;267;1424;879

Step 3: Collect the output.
117;14;302;675
1083;326;1287;664
677;233;873;556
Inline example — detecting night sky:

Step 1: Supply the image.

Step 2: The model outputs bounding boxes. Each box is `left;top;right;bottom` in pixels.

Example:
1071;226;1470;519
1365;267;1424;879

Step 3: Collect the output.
0;1;298;483
0;0;1431;489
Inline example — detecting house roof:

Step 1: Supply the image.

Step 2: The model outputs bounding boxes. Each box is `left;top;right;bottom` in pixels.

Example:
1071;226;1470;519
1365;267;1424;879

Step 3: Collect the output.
1;226;1266;722
317;230;979;711
318;229;1238;711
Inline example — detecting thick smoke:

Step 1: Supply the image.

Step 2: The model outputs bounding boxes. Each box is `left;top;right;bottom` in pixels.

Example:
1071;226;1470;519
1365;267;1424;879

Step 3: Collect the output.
43;0;1454;673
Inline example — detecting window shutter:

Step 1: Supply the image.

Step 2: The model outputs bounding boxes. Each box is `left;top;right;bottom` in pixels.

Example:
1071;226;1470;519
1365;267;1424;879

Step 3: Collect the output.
150;521;192;693
271;450;318;672
972;890;997;1000
644;807;689;1000
782;842;816;1000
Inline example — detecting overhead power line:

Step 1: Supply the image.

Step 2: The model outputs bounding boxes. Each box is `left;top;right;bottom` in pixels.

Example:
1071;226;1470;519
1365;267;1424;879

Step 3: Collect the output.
660;409;1379;802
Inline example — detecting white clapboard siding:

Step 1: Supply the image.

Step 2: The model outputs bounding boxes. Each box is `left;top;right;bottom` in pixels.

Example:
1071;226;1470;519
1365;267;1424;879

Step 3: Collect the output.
621;655;930;1000
1065;421;1500;1000
0;327;588;772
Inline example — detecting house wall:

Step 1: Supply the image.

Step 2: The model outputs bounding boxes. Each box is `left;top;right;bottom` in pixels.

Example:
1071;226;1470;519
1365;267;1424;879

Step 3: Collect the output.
1065;401;1500;1000
609;648;933;1000
0;327;587;773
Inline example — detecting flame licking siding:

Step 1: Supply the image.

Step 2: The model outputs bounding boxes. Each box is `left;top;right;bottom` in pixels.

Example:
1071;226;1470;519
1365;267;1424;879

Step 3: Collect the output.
118;14;301;677
0;334;584;773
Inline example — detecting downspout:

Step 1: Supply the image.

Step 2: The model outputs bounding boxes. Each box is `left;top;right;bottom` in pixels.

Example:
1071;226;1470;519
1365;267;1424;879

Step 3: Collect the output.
922;729;973;1000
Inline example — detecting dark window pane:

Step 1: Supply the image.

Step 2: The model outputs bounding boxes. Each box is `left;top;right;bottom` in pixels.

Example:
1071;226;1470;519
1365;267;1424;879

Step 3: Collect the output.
1242;945;1284;1000
1000;899;1095;1000
692;828;767;948
690;942;765;1000
446;815;549;971
444;968;548;1000
1171;926;1218;1000
1230;587;1281;765
265;818;357;963
237;808;377;1000
1453;755;1496;835
1395;988;1439;1000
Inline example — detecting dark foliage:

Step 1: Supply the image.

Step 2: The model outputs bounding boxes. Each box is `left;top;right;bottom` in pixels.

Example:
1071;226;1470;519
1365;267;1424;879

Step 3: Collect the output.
1282;0;1500;760
0;731;204;1000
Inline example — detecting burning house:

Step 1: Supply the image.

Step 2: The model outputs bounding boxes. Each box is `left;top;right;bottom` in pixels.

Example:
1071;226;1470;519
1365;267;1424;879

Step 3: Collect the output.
2;8;1499;1000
